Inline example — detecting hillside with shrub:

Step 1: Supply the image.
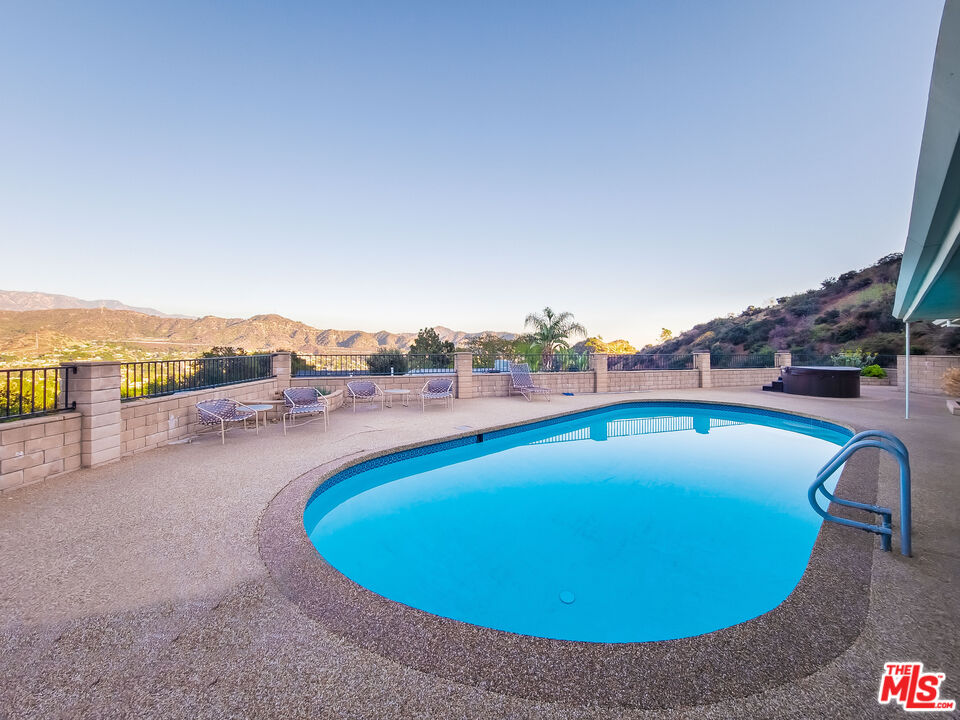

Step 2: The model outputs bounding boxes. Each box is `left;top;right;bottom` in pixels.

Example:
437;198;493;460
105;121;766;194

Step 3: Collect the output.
0;309;514;367
646;254;960;360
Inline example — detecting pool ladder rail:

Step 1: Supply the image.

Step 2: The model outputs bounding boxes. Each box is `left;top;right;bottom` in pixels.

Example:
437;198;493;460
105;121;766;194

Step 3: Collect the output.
808;430;911;557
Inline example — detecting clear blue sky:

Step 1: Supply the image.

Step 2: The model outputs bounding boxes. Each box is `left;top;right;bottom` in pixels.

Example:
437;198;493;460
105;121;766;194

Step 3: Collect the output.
0;1;945;345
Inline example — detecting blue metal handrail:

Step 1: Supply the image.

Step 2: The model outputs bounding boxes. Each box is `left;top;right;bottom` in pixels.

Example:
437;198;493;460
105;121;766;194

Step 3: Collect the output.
809;430;911;556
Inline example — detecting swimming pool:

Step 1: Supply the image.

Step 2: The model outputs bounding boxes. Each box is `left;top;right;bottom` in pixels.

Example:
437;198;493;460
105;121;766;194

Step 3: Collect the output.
303;403;850;643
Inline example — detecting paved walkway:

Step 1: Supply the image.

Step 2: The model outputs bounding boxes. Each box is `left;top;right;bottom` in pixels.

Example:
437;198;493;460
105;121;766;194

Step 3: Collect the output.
1;387;957;719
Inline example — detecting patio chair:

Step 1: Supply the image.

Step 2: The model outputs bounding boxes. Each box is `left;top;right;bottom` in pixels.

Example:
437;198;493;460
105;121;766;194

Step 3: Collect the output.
282;387;329;435
346;380;385;412
196;399;259;444
419;378;454;411
510;363;551;401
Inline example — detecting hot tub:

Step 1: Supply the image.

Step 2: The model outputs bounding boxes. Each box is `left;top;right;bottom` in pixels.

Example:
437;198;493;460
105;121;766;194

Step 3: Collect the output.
782;366;861;398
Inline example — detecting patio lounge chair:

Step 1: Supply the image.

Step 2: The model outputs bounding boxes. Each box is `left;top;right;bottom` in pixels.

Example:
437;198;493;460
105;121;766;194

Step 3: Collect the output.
282;387;329;435
346;380;385;411
510;363;551;401
196;399;259;444
419;378;454;411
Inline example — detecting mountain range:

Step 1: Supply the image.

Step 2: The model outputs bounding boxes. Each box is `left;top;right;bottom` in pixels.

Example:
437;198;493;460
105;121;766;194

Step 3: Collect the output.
5;255;959;366
0;290;191;318
0;302;515;360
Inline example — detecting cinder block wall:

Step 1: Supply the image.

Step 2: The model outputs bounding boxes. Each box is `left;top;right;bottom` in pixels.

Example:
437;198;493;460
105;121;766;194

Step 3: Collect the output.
474;372;595;397
897;355;960;395
862;368;897;386
607;370;700;392
0;412;82;492
119;378;279;455
710;368;781;387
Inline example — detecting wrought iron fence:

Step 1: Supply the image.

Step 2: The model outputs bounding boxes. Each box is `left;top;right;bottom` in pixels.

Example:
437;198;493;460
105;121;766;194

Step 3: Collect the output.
790;352;897;368
709;353;775;369
868;353;898;368
473;353;590;373
790;353;837;367
293;353;455;377
1;366;74;422
606;354;694;371
121;355;273;400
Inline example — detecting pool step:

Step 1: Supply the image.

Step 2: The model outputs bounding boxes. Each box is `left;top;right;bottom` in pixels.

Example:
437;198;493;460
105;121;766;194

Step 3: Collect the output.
762;378;784;392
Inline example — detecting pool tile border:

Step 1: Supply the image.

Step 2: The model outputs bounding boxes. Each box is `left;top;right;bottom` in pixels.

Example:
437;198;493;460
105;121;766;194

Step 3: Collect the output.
259;399;876;710
306;401;852;505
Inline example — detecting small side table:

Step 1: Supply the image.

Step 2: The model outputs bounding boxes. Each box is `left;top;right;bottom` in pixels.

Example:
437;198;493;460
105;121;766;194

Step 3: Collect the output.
246;404;273;433
251;399;286;423
385;389;411;408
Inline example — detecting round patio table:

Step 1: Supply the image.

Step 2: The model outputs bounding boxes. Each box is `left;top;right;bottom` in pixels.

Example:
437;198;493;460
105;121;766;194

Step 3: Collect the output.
385;389;411;408
246;403;274;431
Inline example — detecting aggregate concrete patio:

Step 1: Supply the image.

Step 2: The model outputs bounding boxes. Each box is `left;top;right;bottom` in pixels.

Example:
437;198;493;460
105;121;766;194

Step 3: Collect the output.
1;386;957;719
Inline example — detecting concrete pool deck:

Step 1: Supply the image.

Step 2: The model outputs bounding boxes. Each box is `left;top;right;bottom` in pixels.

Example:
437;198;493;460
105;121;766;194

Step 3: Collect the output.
1;386;958;719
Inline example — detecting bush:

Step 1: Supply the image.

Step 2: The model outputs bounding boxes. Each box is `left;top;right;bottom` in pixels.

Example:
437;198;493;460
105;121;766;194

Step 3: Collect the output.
831;347;877;367
859;333;906;356
876;314;905;333
719;325;749;346
788;298;820;317
367;349;409;375
860;364;886;378
815;309;841;325
834;321;868;343
744;317;775;343
944;329;960;352
658;338;683;354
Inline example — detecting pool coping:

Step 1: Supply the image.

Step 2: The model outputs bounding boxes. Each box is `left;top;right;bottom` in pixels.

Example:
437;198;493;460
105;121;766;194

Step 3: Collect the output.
257;399;877;710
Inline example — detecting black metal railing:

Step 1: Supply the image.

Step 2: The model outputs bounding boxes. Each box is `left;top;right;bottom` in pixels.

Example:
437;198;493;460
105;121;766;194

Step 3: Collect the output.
1;366;73;422
473;353;590;373
709;353;775;369
293;353;455;377
472;353;508;372
790;352;898;369
120;355;273;400
606;354;695;371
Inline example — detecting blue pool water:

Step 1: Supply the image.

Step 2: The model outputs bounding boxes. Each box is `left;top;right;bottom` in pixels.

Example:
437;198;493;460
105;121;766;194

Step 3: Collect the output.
303;403;850;642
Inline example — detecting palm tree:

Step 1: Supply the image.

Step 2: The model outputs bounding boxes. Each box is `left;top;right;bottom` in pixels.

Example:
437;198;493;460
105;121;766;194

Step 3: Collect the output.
524;307;587;369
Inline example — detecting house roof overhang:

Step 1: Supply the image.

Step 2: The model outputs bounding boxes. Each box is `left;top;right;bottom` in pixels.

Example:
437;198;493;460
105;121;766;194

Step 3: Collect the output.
894;0;960;323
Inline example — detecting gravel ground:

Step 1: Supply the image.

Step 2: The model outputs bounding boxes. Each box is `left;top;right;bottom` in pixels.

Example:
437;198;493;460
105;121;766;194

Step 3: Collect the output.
1;387;957;719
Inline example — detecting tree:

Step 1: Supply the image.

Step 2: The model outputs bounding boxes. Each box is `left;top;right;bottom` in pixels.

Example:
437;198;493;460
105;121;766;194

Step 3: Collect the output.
512;335;543;371
464;333;514;368
524;307;587;367
584;336;606;353
658;328;673;343
584;336;636;354
408;327;455;369
202;346;246;357
464;333;513;356
367;349;409;375
408;327;455;356
605;339;637;354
